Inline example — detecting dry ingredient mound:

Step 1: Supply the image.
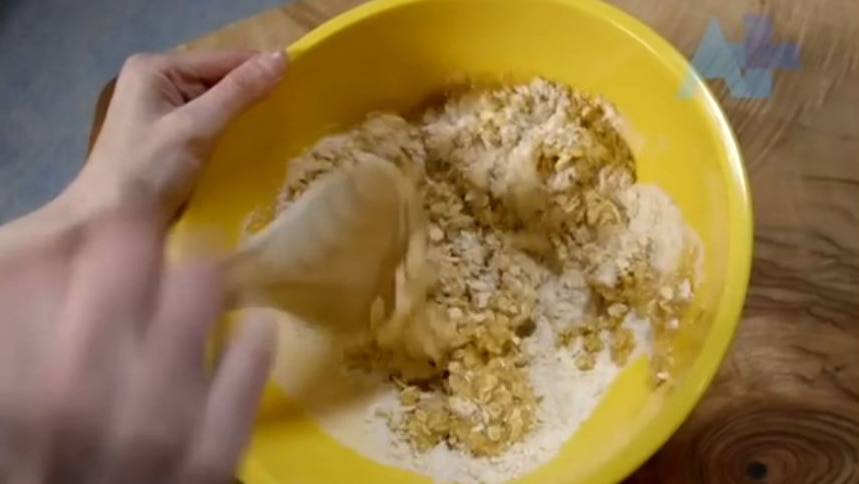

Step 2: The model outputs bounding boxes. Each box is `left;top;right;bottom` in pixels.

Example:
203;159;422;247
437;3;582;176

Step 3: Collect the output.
246;78;701;484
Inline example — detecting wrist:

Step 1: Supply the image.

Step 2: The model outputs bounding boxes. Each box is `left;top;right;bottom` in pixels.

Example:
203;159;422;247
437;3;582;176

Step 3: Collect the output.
0;188;85;257
0;170;168;260
60;159;173;228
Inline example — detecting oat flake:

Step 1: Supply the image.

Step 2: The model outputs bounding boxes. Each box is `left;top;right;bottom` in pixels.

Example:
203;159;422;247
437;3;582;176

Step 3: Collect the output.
252;79;700;484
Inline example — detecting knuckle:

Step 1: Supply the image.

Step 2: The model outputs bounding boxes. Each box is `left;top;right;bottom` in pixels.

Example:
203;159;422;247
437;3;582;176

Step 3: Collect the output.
102;400;202;478
121;52;165;77
224;66;266;96
0;398;39;456
160;113;212;155
47;405;104;464
184;458;230;484
122;426;187;469
162;110;199;136
121;403;200;469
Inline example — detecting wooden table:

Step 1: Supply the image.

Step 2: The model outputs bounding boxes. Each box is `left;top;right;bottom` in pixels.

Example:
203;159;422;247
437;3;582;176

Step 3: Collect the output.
90;0;859;482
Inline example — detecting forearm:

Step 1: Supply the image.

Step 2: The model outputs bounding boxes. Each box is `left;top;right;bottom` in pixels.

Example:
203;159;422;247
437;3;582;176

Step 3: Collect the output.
0;191;83;256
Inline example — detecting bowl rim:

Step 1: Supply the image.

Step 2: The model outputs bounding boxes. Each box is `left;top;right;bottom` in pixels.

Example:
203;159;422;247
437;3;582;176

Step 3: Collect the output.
242;0;754;483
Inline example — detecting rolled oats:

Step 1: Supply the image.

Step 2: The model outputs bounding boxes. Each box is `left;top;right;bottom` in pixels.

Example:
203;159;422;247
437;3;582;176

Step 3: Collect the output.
267;78;701;459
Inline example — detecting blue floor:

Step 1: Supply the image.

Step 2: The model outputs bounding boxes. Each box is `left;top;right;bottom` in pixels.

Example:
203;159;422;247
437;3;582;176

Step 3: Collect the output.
0;0;286;222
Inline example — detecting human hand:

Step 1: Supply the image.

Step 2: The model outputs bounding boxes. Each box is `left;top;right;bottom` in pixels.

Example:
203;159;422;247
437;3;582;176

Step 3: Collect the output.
0;51;285;484
72;50;287;223
0;204;275;484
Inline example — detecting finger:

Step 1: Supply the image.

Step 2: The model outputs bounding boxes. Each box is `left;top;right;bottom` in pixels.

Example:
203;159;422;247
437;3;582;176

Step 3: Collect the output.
97;360;205;484
46;206;163;482
178;51;287;135
96;260;223;484
148;260;224;381
108;51;260;120
160;51;261;104
180;314;275;483
98;371;205;484
120;51;258;86
167;50;260;83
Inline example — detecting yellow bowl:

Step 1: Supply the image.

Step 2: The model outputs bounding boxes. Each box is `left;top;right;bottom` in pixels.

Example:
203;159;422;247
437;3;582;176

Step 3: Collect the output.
171;0;753;482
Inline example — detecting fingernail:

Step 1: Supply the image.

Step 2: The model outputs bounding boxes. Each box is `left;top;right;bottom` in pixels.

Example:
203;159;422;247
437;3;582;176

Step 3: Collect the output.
258;50;287;77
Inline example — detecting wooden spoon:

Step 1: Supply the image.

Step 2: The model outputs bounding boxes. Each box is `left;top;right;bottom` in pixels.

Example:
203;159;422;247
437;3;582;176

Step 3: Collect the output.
224;157;419;333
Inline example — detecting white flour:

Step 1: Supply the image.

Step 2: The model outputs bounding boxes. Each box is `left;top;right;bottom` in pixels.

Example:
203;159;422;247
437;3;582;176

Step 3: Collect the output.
268;309;650;484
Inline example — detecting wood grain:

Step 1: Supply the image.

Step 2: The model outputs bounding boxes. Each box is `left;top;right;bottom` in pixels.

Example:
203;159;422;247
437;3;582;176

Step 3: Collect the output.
90;0;859;481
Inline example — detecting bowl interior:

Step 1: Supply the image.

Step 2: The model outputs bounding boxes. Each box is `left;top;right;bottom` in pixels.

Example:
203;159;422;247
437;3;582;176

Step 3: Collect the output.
171;0;752;483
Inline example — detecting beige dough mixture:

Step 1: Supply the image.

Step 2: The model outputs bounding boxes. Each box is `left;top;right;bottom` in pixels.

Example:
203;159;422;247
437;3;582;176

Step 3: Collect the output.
241;79;701;484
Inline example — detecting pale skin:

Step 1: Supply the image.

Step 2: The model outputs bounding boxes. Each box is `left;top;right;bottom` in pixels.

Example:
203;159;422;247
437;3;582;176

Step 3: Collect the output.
0;50;287;484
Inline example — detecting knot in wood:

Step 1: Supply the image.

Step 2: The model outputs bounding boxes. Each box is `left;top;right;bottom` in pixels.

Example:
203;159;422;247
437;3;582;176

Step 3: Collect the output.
688;402;859;484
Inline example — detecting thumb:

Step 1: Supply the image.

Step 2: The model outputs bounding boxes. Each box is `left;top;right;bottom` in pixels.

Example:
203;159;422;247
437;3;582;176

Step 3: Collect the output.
182;51;287;134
